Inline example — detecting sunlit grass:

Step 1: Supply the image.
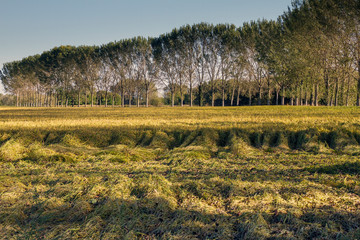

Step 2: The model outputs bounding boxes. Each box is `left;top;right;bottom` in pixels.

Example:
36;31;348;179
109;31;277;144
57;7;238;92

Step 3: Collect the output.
0;106;359;130
0;106;360;239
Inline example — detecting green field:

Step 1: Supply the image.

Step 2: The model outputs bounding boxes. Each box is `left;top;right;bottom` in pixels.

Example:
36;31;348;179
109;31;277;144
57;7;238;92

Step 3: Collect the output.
1;106;360;239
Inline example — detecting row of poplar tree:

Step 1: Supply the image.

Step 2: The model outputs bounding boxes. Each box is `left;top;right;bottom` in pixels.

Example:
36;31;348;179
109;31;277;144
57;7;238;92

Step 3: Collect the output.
1;0;359;107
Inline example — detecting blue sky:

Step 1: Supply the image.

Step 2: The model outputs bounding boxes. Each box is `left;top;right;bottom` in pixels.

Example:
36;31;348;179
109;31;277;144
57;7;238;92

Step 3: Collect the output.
0;0;292;93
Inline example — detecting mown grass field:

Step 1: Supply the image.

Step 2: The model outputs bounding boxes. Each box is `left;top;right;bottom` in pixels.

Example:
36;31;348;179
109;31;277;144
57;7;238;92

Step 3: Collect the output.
1;106;360;239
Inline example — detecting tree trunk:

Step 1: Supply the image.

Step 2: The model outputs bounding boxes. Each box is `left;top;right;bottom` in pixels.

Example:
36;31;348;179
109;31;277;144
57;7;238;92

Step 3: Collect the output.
190;81;193;107
211;88;215;107
357;59;360;106
105;91;108;107
121;89;125;108
39;92;42;107
329;83;334;106
330;88;334;106
281;87;285;106
356;32;360;106
35;90;37;107
310;85;314;106
49;92;52;107
39;90;42;107
325;70;330;106
334;79;339;106
346;74;350;106
34;91;37;107
222;87;225;107
16;92;19;107
231;85;235;106
198;84;202;107
45;93;48;107
137;93;140;107
340;73;345;106
145;87;149;108
171;88;175;107
91;91;93;107
85;92;87;107
180;84;184;107
258;86;262;105
112;94;115;107
315;84;319;106
267;87;271;105
276;89;279;105
237;85;241;106
78;91;81;107
44;93;47;107
249;88;252;106
44;92;47;107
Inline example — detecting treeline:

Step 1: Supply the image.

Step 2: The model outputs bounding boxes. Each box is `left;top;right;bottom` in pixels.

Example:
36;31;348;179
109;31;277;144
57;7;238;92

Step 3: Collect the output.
1;0;359;107
0;94;14;106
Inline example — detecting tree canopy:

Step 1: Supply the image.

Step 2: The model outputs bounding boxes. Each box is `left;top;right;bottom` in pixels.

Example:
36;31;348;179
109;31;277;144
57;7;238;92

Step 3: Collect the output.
1;0;359;107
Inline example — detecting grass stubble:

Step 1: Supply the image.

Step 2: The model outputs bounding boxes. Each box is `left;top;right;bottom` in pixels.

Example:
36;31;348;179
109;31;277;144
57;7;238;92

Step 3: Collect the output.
0;106;360;239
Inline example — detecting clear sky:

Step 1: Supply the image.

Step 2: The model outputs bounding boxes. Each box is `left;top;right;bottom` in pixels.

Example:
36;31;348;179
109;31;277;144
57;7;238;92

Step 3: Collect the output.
0;0;292;93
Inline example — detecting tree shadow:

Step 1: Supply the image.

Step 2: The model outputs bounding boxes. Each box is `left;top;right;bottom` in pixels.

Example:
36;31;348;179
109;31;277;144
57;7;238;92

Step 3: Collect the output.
1;193;360;239
306;161;360;175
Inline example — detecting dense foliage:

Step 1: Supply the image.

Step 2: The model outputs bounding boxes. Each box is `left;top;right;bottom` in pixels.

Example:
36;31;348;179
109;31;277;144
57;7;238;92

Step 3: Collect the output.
1;0;359;107
0;94;14;106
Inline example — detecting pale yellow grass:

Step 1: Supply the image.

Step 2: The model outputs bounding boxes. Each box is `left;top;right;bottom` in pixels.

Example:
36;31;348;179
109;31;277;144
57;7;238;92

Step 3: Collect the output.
0;106;359;131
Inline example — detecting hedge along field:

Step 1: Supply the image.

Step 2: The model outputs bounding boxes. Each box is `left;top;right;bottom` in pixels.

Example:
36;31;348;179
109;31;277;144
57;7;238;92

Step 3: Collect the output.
1;106;360;239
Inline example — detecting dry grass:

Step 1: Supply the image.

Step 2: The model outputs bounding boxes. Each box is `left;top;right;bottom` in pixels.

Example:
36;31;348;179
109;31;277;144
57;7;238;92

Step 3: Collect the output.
0;106;359;130
0;106;360;239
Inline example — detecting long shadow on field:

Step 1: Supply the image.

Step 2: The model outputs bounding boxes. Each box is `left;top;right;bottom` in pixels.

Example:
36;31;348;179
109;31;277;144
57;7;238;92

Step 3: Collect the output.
2;125;360;150
1;161;360;238
0;196;252;239
306;161;360;175
1;194;360;239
